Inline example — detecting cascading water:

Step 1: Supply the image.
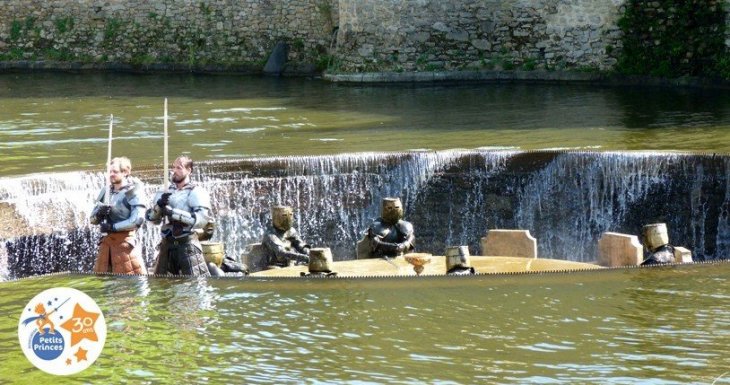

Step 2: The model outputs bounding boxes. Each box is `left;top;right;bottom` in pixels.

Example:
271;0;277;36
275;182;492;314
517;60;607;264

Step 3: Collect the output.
1;149;728;279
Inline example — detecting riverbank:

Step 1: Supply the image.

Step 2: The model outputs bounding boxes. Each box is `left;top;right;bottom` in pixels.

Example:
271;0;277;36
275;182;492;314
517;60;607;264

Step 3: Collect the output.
1;60;729;89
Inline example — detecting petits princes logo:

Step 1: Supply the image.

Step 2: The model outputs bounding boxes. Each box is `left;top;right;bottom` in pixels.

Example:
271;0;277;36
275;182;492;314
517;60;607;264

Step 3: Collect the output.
17;287;106;375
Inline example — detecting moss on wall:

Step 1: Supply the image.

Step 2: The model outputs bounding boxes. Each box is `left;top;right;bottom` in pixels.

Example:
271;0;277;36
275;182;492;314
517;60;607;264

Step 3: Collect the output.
617;0;727;78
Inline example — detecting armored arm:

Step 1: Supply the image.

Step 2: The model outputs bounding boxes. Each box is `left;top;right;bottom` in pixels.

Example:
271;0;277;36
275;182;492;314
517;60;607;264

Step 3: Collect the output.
111;205;146;231
396;220;416;253
263;231;309;265
145;191;165;224
288;228;311;255
90;189;108;225
371;220;415;255
175;186;212;232
111;187;147;231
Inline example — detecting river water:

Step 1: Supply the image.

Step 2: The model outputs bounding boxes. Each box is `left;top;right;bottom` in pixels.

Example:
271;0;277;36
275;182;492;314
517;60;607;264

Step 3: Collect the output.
2;264;730;384
1;73;730;383
1;73;730;176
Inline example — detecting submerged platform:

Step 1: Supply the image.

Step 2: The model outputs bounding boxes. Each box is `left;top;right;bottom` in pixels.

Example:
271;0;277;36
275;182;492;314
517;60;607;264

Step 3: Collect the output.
249;255;604;278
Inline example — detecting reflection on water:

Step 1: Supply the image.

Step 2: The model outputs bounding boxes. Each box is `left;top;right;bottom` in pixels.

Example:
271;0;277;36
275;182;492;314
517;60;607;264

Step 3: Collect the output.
1;73;730;176
1;263;730;384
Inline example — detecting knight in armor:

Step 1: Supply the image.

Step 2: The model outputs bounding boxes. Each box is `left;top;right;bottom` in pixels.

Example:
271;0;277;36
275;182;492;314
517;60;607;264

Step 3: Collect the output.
366;197;415;258
640;223;676;266
90;156;148;274
262;205;311;267
146;155;212;276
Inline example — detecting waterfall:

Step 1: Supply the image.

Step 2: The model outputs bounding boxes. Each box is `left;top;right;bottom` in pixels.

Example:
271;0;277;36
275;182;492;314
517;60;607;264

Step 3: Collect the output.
1;150;728;279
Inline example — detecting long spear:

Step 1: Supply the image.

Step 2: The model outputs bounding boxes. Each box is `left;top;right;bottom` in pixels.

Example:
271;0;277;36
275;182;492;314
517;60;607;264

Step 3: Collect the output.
105;114;113;205
163;99;169;190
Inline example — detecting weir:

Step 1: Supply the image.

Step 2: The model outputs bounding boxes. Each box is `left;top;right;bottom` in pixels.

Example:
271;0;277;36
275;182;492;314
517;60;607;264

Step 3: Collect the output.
1;149;728;280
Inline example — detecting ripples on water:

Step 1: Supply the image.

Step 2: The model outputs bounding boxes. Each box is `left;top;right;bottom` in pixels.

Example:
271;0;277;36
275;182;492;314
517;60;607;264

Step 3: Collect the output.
1;263;730;384
1;73;730;176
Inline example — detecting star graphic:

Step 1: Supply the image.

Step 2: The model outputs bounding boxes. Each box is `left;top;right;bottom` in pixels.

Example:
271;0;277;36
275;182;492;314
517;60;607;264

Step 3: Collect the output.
60;303;100;347
66;358;72;366
75;347;88;362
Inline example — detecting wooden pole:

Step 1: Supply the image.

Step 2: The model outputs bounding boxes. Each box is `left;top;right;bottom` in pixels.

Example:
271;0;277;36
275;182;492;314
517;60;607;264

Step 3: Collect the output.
163;98;169;190
104;114;113;205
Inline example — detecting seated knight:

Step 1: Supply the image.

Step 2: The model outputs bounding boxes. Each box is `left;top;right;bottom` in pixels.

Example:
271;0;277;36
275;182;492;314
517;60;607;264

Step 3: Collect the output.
366;197;415;258
640;223;676;266
262;205;310;267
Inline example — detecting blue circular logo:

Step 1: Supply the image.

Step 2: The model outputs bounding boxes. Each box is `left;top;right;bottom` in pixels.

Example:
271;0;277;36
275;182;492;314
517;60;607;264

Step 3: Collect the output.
31;328;65;360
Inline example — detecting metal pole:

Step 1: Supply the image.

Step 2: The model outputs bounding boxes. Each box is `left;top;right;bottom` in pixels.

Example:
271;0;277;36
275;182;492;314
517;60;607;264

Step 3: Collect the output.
104;114;113;205
163;98;169;190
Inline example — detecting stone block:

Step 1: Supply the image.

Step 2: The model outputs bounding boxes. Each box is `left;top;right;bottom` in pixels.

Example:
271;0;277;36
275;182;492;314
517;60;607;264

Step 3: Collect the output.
356;235;372;259
480;229;537;259
673;246;693;263
241;243;269;272
597;232;642;267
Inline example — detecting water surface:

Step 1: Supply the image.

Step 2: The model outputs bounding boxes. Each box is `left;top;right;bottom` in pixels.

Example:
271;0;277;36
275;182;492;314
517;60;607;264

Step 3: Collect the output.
1;263;730;384
1;73;729;176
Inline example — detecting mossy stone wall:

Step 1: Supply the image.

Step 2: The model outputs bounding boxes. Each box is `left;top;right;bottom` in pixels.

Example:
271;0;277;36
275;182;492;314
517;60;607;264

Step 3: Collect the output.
0;0;338;70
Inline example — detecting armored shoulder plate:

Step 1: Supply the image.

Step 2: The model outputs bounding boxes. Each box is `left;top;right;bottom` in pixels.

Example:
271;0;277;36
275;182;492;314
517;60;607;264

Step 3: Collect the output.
187;185;211;210
369;219;390;237
123;179;147;208
396;220;414;236
283;227;300;239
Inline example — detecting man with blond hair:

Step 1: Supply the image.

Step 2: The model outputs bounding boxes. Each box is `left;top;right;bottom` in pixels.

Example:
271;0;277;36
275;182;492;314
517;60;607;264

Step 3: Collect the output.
90;156;148;274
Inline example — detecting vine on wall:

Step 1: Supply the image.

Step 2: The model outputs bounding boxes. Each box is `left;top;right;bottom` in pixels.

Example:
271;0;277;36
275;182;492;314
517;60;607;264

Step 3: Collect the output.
616;0;728;78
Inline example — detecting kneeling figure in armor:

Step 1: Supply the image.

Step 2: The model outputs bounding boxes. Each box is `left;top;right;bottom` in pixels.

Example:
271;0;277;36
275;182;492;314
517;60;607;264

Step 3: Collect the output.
262;205;311;268
366;197;415;258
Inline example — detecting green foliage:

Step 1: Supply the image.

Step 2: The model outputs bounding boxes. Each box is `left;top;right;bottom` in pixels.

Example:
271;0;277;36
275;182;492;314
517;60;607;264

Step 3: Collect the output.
716;55;730;79
9;19;22;41
616;0;727;78
45;48;72;61
131;53;155;66
24;16;36;31
0;47;24;60
315;53;334;72
104;18;123;42
55;16;74;34
199;2;212;16
316;2;332;19
291;38;305;50
576;65;599;73
424;63;440;71
522;58;537;71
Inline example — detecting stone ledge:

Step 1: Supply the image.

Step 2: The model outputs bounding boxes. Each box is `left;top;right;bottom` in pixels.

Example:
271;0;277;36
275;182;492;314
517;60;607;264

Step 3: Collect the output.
323;70;730;89
1;61;729;89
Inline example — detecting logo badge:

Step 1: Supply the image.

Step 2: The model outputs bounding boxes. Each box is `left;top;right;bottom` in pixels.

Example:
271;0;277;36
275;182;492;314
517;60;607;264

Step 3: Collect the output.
18;287;106;375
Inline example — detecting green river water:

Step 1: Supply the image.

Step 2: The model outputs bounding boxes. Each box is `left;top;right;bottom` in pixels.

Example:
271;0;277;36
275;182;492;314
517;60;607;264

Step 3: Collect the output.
1;73;730;176
1;264;730;384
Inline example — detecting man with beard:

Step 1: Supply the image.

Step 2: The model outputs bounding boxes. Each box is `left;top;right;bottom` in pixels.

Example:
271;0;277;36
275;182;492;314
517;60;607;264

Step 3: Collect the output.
90;156;148;274
147;155;212;276
261;205;311;267
365;197;415;258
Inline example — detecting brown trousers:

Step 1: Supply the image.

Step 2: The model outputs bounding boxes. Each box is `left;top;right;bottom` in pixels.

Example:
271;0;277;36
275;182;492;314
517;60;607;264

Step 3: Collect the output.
94;231;147;274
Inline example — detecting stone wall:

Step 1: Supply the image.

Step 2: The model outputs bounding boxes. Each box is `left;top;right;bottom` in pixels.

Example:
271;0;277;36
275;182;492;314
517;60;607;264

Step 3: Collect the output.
0;0;728;75
335;0;626;73
0;0;338;70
